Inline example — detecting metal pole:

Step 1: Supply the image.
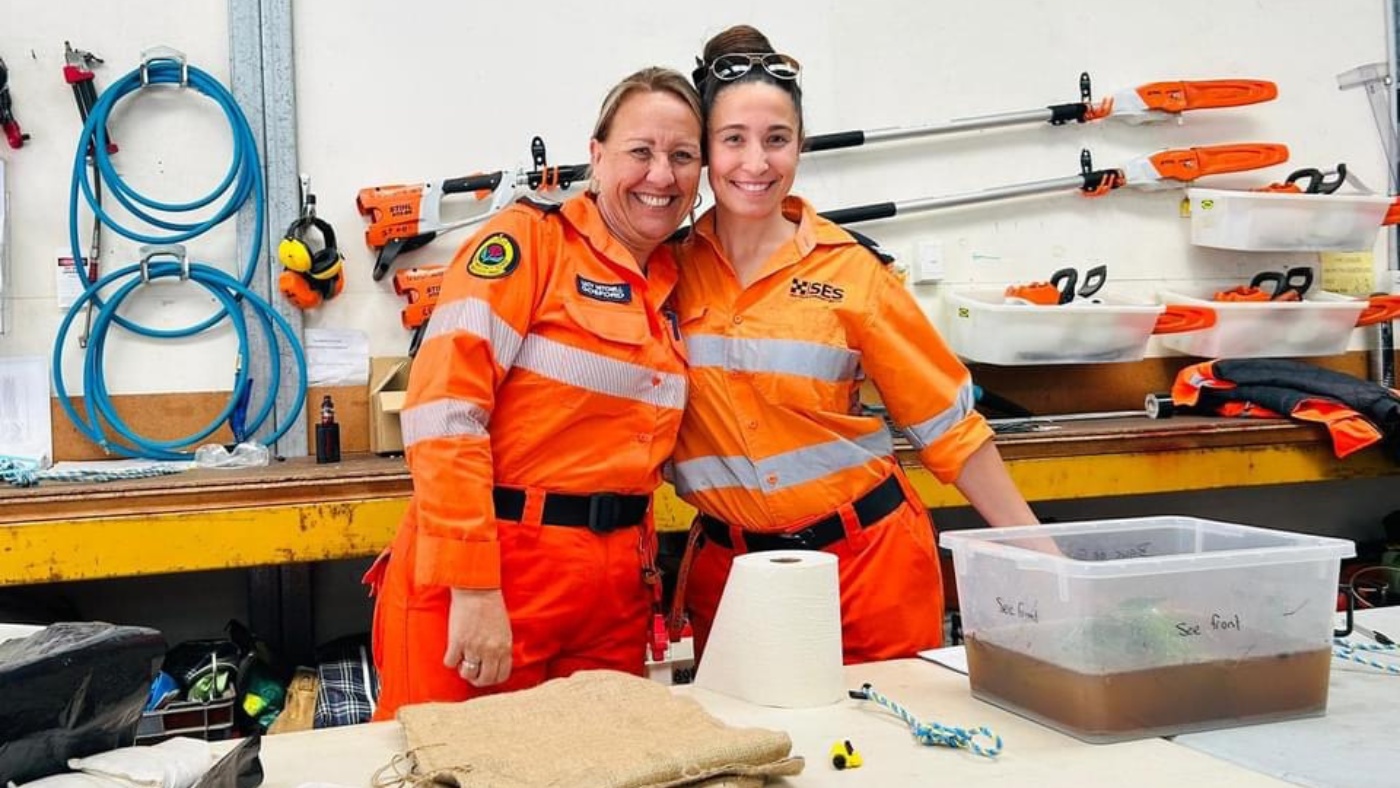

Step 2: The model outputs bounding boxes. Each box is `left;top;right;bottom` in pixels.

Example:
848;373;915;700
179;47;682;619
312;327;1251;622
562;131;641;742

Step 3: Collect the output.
229;0;306;457
821;174;1088;225
805;108;1056;152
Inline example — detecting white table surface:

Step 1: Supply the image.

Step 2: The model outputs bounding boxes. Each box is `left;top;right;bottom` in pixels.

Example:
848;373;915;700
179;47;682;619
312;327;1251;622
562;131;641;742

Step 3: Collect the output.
246;658;1294;787
1173;606;1400;788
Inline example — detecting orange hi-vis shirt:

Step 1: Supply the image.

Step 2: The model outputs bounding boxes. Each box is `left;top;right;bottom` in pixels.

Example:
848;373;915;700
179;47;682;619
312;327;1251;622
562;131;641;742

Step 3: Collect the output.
670;197;993;531
401;194;688;589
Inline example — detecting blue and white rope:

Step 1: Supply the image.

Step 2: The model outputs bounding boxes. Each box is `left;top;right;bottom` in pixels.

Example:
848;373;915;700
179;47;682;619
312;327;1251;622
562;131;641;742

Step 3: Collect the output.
851;683;1003;757
1333;638;1399;675
0;456;187;488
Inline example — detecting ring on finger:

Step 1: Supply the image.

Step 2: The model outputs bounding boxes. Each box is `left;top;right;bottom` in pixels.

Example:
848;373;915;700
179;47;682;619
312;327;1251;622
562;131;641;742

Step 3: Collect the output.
462;658;481;671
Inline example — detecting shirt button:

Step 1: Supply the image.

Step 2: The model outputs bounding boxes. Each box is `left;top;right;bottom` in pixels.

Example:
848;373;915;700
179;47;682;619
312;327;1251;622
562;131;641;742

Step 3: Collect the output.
636;434;652;443
731;315;744;325
747;420;759;430
651;375;662;386
765;473;779;487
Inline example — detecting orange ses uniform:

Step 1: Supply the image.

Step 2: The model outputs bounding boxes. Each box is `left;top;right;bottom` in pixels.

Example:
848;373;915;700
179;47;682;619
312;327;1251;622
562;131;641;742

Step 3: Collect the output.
368;194;687;718
671;196;993;663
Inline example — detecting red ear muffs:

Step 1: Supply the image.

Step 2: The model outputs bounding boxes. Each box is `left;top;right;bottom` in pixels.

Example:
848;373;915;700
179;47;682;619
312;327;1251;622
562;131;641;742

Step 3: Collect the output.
279;268;345;310
279;269;322;309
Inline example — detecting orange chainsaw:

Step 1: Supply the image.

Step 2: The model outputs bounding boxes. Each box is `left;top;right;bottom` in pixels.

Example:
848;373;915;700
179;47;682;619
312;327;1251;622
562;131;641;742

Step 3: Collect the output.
356;136;588;281
1252;162;1400;226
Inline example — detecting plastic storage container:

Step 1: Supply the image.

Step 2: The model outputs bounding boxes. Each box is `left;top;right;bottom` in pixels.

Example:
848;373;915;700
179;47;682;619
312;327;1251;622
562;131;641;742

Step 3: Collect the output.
1158;288;1364;358
1188;187;1391;251
940;517;1354;743
941;290;1176;365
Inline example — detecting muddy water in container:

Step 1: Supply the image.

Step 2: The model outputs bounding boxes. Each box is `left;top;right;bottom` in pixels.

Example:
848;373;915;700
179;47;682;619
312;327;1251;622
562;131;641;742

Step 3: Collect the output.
939;517;1354;743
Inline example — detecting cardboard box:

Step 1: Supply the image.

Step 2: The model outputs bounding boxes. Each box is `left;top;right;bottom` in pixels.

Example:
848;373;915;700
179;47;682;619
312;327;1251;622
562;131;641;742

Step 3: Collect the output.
369;356;412;455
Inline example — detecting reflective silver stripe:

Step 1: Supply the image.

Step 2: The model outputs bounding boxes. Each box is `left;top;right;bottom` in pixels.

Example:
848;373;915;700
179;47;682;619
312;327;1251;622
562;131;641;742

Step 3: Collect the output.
685;335;860;382
401;398;490;448
515;334;686;409
899;381;976;450
424;297;525;371
674;425;893;495
671;454;763;495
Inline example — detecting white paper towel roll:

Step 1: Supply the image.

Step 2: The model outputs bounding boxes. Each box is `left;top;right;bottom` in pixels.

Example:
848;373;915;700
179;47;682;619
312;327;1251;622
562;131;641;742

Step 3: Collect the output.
694;549;844;708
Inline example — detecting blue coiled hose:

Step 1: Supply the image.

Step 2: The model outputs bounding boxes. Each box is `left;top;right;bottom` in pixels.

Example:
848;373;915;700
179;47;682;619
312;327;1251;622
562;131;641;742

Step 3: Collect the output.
55;54;305;459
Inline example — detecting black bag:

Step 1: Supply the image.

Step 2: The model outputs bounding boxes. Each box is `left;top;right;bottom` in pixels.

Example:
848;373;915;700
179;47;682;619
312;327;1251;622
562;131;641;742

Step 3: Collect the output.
193;733;264;788
0;622;166;784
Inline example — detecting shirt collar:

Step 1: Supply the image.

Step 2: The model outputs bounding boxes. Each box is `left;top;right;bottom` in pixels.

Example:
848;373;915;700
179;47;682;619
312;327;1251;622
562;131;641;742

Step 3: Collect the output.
559;193;679;292
693;195;857;275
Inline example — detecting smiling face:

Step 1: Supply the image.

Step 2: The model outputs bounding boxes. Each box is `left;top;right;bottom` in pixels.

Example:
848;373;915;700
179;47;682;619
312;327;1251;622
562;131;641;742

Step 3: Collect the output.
705;81;801;221
589;90;703;264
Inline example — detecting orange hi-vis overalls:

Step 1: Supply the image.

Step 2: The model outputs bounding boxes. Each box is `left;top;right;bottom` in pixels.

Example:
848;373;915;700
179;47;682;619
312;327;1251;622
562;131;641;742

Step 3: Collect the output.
367;194;687;719
671;196;993;664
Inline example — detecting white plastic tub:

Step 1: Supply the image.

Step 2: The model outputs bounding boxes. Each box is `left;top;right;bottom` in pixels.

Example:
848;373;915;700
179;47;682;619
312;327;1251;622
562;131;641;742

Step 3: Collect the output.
940;517;1354;742
1188;187;1391;252
940;289;1209;365
1158;288;1365;358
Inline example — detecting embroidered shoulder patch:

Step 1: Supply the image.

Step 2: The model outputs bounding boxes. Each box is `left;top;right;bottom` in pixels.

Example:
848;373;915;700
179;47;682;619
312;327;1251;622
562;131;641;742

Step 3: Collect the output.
576;276;633;304
467;232;521;279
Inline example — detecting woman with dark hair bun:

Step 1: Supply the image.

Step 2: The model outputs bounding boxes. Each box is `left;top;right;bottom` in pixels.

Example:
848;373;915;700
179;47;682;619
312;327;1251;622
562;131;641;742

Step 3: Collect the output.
670;25;1038;664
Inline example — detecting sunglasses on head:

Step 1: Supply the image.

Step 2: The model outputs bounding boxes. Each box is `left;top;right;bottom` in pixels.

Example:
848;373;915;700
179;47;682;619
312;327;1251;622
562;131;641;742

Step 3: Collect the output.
696;52;802;85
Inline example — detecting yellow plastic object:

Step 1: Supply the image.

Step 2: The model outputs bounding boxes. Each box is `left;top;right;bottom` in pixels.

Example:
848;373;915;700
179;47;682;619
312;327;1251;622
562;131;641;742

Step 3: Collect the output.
829;739;863;770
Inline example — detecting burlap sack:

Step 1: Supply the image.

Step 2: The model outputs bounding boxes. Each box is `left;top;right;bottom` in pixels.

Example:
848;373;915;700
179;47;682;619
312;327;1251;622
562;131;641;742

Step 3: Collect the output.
391;670;804;787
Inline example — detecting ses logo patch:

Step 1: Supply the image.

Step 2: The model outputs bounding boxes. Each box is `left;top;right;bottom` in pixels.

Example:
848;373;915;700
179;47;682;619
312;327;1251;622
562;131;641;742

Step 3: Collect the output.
467;233;521;279
789;277;845;302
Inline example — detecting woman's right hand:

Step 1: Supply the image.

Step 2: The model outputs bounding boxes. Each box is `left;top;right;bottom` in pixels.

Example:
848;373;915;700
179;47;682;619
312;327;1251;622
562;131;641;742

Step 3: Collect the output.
443;587;513;687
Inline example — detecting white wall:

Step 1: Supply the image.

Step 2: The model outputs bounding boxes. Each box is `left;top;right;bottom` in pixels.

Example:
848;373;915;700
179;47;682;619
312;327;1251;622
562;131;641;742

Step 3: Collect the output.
0;0;236;393
0;0;1391;393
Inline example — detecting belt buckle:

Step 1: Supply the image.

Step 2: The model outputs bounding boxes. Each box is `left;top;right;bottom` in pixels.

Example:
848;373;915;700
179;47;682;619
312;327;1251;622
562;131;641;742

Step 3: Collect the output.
587;493;619;534
782;527;815;549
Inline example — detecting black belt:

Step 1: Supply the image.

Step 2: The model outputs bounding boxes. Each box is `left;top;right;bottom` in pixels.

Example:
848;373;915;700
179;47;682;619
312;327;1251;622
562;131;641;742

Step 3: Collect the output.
492;487;649;534
699;474;905;552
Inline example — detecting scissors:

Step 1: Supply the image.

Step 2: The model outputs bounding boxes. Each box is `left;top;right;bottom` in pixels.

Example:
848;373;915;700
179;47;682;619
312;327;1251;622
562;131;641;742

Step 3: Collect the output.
1249;266;1313;301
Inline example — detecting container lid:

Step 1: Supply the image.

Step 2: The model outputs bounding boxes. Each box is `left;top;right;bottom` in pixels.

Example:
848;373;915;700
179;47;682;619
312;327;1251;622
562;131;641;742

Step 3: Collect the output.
939;516;1356;578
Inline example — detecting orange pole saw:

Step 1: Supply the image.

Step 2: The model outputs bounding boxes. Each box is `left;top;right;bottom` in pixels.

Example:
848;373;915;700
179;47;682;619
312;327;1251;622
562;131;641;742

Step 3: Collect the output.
819;143;1291;225
357;136;588;281
804;73;1277;151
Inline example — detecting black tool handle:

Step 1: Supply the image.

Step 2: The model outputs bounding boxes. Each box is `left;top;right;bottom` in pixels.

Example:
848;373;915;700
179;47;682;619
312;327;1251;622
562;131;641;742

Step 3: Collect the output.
1049;268;1078;305
442;171;504;195
820;202;898;225
1079;264;1108;298
803;130;866;152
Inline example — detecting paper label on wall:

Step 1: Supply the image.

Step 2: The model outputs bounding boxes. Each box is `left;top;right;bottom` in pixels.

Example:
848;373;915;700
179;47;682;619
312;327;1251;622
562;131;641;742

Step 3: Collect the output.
1319;251;1375;296
0;356;53;464
56;250;98;310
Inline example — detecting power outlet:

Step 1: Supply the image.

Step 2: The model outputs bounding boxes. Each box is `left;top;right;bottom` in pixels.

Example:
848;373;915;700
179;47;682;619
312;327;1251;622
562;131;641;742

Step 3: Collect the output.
913;240;945;284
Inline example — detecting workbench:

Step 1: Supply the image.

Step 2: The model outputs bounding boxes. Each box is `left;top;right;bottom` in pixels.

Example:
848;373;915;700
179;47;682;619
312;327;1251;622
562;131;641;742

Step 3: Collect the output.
1;416;1394;586
231;608;1397;787
238;659;1295;787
